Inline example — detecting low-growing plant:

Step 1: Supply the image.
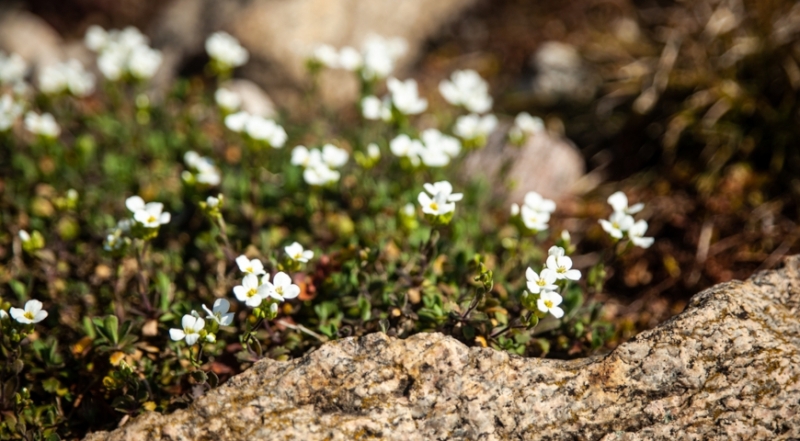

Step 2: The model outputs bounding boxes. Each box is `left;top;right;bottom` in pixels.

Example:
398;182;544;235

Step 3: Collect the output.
0;27;654;439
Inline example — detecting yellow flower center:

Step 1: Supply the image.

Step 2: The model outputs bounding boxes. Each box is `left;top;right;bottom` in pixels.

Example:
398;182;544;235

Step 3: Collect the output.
557;267;566;274
246;266;253;273
147;215;157;223
247;288;258;297
294;253;302;259
24;311;35;320
537;279;546;287
544;300;553;308
429;202;439;211
276;286;284;295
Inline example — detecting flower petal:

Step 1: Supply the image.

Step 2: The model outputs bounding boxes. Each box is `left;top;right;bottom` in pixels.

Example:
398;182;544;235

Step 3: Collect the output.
169;329;186;341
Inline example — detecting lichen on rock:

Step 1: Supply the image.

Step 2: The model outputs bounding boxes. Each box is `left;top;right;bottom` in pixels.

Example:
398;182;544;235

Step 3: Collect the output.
84;256;800;441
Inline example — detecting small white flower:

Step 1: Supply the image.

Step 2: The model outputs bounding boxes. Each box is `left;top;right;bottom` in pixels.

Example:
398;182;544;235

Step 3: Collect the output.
367;143;381;159
224;111;251;132
523;192;556;214
285;242;314;263
599;211;635;239
24;112;60;138
402;203;415;217
321;144;349;168
128;45;162;79
235;255;266;275
422;181;463;203
245;116;287;148
262;272;300;302
438;69;493;113
546;254;581;281
291;145;322;168
0;309;8;321
420;129;461;167
84;25;109;51
338;46;363;71
361;35;406;80
387;77;427;115
0;94;24;131
510;203;520;216
233;274;269;307
418;181;461;216
9;300;48;324
202;298;234;326
19;230;31;243
389;134;423;166
205;32;249;69
215;88;241;111
361;95;392;121
520;205;551;231
453;113;497;141
0;51;28;85
126;196;170;228
607;191;644;215
526;268;558;294
548;245;565;257
312;44;339;68
537;291;565;319
206;195;220;208
510;112;544;142
38;59;95;97
628;219;654;249
169;314;205;345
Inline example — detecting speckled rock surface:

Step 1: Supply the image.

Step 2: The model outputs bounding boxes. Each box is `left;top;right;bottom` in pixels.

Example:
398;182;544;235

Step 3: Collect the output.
84;257;800;441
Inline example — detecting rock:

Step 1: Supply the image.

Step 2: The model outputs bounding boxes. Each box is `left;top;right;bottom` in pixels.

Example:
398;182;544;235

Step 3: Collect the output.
530;41;599;105
222;79;277;118
0;9;64;69
84;256;800;440
461;122;585;204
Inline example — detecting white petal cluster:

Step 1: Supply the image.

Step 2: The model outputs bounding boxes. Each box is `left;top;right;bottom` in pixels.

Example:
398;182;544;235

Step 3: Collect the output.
9;299;48;324
182;151;221;186
224;111;287;148
285;242;314;263
546;246;581;281
387;78;427;115
417;181;463;216
439;69;493;113
361;95;392;121
214;87;241;112
0;94;23;131
453;113;497;143
202;299;234;327
0;51;27;85
85;26;163;81
169;314;205;345
511;191;556;232
509;112;544;144
38;59;95;97
291;144;348;186
311;34;406;81
205;32;249;69
523;245;580;320
126;196;171;229
388;131;461;168
598;191;654;248
233;271;300;307
24;111;60;138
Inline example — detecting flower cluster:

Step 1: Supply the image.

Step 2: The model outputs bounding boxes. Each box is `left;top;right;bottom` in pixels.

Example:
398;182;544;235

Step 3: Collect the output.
0;93;23;131
205;32;249;72
311;34;407;81
453;113;498;149
522;246;581;320
508;112;544;145
439;69;493;113
511;191;556;233
182;151;221;187
105;196;170;248
291;144;349;186
19;230;45;253
24;111;60;138
389;130;461;168
38;59;95;97
85;26;163;81
361;76;427;120
0;51;27;85
214;87;241;112
418;181;463;225
224;111;287;148
598;191;654;248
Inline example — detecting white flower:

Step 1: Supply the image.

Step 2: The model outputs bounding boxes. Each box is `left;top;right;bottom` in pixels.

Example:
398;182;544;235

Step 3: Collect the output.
291;145;323;168
520;205;551;231
169;314;205;345
367;143;381;160
224;111;251;132
523;192;556;214
0;94;23;131
206;195;220;208
19;230;31;243
205;32;249;69
84;25;109;51
235;255;266;275
418;181;462;216
321;144;349;168
453;113;498;141
245;115;286;148
0;309;8;321
312;44;339;68
128;45;162;79
361;35;406;80
202;298;234;326
9;300;48;324
38;59;95;97
0;51;27;85
546;254;581;281
233;274;270;307
387;77;427;115
438;69;493;113
421;128;461;164
629;219;654;249
24;112;60;138
97;50;126;81
126;196;170;228
510;112;544;142
526;268;557;294
599;211;635;239
511;203;520;216
548;246;565;257
261;272;300;302
537;291;565;319
389;134;423;166
361;95;392;121
607;191;644;215
183;151;221;186
403;203;415;217
303;163;340;186
215;88;241;111
285;242;314;263
338;46;362;71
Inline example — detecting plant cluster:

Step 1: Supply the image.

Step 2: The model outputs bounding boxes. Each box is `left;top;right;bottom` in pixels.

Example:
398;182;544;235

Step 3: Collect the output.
0;26;653;439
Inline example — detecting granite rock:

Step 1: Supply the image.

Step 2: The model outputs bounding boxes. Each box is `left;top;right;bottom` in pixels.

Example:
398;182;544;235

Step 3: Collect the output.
84;256;800;440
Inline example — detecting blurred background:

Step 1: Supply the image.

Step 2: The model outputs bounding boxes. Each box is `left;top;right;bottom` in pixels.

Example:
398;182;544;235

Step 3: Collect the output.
3;0;800;331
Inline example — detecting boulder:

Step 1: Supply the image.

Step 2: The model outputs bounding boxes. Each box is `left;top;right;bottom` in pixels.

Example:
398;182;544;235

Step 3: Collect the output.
84;256;800;440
